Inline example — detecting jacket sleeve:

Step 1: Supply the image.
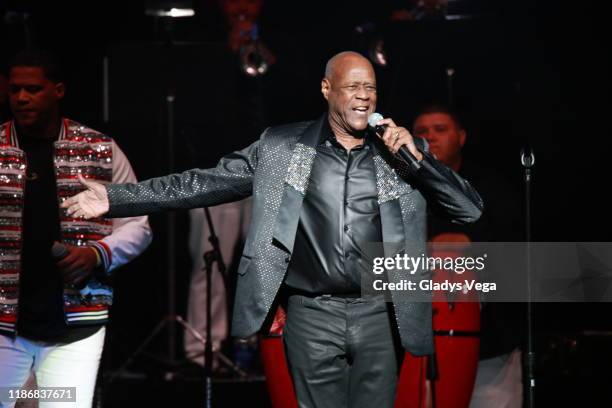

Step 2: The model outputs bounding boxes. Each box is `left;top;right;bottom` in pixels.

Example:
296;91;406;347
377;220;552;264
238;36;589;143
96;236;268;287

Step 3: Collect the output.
412;137;484;224
90;140;153;273
106;131;262;218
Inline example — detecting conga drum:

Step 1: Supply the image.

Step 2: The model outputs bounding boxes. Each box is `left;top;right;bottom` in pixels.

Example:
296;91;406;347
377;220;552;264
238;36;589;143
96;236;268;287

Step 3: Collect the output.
259;307;298;408
395;233;480;408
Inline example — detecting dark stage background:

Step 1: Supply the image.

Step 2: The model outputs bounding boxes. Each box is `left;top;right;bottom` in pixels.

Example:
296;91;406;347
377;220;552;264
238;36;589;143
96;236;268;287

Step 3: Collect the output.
2;0;611;405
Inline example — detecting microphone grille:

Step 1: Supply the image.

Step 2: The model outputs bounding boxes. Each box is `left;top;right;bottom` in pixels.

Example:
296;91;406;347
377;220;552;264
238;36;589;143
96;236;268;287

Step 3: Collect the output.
51;242;68;259
368;112;383;128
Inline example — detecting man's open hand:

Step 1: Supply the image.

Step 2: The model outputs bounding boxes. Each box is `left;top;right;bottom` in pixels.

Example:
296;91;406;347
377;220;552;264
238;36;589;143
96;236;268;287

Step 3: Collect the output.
61;174;110;219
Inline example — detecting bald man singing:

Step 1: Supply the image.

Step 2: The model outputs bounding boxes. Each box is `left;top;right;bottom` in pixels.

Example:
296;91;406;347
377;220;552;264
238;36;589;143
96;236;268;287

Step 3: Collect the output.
63;51;483;407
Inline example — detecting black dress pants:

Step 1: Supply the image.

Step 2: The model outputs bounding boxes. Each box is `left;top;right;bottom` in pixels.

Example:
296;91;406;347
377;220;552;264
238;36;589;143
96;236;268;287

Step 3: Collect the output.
284;294;401;408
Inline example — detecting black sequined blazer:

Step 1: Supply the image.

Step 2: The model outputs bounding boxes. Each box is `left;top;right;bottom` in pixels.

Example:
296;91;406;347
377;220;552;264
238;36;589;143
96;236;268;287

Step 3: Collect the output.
106;115;483;356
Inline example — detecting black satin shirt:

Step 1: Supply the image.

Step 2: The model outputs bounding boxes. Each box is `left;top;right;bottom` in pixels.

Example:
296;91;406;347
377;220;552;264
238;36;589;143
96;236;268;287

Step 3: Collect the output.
284;121;382;295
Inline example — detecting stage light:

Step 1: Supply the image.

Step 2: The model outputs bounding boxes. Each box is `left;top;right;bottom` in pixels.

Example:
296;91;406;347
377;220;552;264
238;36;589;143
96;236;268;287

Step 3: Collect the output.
145;1;195;18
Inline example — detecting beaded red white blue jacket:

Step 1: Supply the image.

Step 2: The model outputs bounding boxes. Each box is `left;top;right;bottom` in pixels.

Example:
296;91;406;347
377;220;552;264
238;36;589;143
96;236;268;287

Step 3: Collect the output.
0;118;151;335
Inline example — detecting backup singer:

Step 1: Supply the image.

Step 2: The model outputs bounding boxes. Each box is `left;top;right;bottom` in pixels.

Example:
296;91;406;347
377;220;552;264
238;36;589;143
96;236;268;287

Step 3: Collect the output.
0;51;151;408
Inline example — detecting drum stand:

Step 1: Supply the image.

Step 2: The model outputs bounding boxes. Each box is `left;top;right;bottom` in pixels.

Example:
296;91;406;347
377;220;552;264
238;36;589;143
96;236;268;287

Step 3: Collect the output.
427;351;439;408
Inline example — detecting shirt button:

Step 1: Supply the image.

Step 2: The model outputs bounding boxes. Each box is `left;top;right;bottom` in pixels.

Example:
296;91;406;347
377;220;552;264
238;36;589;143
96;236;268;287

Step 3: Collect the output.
344;200;349;206
344;225;349;232
285;257;291;263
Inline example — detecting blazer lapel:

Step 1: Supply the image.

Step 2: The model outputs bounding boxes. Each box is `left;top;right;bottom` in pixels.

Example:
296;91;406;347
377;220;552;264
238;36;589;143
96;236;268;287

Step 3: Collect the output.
272;116;324;254
371;144;410;255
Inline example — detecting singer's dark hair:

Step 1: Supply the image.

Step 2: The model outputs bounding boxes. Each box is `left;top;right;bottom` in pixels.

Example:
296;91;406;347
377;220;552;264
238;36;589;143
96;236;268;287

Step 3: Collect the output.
9;49;64;84
415;104;464;129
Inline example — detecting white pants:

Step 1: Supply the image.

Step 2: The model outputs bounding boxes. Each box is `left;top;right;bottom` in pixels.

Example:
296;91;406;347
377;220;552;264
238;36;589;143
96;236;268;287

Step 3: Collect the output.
0;328;105;408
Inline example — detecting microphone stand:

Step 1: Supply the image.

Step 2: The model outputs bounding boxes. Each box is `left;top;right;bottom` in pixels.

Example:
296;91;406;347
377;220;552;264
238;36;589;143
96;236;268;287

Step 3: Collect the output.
521;147;536;407
202;206;226;408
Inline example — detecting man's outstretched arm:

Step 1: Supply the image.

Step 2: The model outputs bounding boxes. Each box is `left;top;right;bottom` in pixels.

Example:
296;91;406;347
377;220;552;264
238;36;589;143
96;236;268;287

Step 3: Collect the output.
63;138;261;219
